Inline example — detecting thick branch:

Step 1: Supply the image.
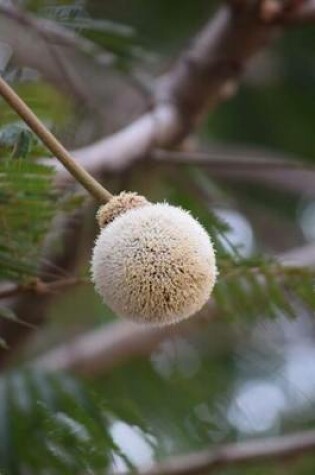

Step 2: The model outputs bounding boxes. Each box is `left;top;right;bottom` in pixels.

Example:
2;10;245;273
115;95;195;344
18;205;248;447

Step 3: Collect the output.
206;164;315;196
37;320;174;375
284;0;315;25
51;2;282;184
116;429;315;475
53;143;315;197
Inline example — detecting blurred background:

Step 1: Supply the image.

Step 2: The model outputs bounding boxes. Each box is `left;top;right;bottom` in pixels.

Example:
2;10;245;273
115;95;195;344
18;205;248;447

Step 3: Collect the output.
0;0;315;474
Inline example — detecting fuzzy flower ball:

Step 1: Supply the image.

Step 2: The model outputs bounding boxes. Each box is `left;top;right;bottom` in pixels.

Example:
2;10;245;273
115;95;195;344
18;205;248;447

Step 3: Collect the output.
91;193;217;326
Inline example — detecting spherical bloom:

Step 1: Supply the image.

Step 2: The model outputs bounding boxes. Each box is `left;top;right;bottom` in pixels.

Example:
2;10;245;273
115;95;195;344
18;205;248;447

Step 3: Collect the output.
91;201;217;326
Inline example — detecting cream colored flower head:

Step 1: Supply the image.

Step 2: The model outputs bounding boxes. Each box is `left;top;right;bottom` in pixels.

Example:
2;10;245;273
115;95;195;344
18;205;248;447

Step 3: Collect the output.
91;195;217;326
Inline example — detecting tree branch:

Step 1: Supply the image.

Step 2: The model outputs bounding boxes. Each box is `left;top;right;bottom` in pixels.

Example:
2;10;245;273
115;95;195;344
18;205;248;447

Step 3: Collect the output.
0;277;86;301
151;149;315;172
152;147;315;195
115;429;315;475
37;320;174;375
53;2;280;183
278;243;315;268
284;0;315;25
43;0;315;180
53;142;315;197
153;147;306;169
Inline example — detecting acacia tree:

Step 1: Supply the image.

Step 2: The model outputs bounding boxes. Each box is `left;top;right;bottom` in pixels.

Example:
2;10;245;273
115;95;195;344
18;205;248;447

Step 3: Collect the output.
0;1;315;474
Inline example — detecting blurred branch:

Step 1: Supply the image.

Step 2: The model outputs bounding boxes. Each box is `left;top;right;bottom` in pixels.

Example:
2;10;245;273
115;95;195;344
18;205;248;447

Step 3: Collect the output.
52;1;281;181
153;147;315;195
153;147;306;169
115;429;315;475
279;242;315;267
37;243;315;375
37;320;174;375
57;143;315;197
36;300;216;375
211;167;315;196
284;0;315;25
0;277;86;301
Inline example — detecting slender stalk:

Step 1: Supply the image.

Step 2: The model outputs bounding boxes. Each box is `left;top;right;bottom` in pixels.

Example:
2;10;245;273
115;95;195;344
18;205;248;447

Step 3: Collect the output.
0;75;112;203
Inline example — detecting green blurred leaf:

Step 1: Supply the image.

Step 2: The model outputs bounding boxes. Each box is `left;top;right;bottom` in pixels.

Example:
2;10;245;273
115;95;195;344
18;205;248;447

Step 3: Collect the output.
0;369;139;474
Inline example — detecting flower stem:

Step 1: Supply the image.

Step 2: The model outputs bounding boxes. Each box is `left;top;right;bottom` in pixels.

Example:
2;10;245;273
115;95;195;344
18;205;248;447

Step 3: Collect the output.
0;75;113;203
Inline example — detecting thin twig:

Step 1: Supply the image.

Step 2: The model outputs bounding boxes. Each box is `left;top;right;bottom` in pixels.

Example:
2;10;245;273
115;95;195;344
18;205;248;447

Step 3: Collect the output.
160;147;315;195
152;148;311;169
37;320;174;375
0;277;86;300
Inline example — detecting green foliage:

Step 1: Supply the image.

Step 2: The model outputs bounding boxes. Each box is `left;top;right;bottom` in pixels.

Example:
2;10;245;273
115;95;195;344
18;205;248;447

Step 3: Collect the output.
0;156;57;281
215;259;315;321
0;344;236;474
0;368;138;474
0;120;84;284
